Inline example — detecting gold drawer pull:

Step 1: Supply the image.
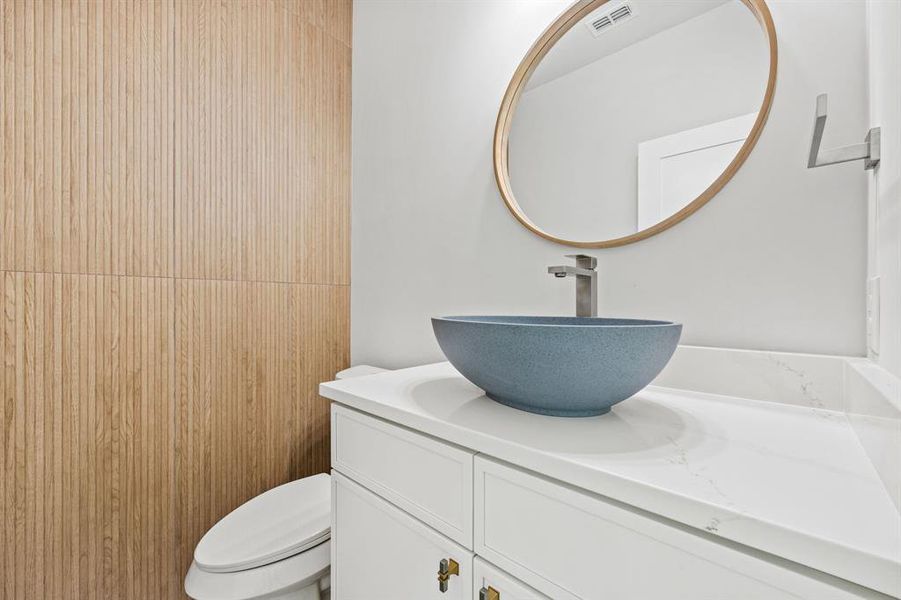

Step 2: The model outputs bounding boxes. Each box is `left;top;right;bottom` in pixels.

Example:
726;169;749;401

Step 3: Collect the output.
437;558;460;593
480;586;500;600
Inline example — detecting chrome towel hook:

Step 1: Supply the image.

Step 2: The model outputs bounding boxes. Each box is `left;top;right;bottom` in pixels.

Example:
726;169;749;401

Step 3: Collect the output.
808;93;880;170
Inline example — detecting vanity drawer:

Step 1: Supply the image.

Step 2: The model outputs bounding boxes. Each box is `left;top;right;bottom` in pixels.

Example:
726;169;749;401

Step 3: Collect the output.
474;457;880;600
331;404;474;547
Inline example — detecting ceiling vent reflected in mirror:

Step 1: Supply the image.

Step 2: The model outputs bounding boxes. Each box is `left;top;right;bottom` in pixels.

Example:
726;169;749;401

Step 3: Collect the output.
585;3;636;38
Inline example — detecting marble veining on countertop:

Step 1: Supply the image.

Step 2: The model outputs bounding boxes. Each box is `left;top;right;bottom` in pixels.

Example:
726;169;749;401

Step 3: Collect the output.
320;362;901;597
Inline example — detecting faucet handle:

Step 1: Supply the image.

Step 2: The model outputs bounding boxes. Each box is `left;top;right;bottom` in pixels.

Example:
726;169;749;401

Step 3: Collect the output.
565;254;597;269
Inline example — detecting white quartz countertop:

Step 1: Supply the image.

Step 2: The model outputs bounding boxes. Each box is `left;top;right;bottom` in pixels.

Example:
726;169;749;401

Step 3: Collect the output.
320;362;901;597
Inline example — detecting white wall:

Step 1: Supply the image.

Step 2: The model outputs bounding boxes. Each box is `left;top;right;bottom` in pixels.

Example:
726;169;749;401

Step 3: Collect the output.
511;2;765;241
867;0;901;379
351;0;868;369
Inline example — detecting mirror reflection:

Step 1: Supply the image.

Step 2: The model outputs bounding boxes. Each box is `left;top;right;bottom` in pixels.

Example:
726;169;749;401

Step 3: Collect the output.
507;0;770;243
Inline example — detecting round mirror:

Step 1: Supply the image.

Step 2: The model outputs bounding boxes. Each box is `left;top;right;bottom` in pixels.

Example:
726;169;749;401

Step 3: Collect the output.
495;0;777;247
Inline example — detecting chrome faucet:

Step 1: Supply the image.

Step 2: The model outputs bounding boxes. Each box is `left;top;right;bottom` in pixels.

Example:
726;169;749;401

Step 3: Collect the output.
548;254;598;317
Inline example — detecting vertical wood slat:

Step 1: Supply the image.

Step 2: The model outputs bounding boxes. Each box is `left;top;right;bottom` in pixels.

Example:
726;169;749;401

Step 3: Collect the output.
1;273;178;599
1;0;172;277
174;0;351;285
0;1;350;597
298;0;353;49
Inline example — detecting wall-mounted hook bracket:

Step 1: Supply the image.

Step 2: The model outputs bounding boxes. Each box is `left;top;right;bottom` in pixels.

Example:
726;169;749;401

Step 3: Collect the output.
808;93;880;170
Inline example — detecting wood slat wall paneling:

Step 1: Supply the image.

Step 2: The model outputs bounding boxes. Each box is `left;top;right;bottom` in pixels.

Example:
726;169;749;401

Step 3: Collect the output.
0;0;350;597
296;0;352;48
0;0;173;276
2;271;34;600
123;0;174;277
174;0;350;285
2;273;178;599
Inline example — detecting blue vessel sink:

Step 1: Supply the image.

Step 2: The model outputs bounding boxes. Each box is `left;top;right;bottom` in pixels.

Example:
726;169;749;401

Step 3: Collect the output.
431;316;682;417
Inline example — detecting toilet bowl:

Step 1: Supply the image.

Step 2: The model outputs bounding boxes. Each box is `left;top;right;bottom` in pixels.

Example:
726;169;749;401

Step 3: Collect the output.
185;473;331;600
185;368;385;600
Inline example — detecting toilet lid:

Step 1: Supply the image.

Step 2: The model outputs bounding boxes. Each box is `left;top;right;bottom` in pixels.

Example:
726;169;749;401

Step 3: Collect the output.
195;473;331;573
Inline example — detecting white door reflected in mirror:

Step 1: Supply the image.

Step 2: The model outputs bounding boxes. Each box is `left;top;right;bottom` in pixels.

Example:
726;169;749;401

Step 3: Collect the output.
637;112;756;230
499;0;775;247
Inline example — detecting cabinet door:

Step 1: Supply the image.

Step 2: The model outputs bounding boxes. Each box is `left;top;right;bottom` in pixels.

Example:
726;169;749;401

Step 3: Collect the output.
473;557;549;600
332;471;473;600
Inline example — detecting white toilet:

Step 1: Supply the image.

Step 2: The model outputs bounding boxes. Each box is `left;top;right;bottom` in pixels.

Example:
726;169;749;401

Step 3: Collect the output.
185;366;387;600
184;473;332;600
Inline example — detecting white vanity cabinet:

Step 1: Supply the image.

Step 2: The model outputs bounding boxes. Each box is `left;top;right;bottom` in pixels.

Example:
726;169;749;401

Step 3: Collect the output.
329;404;892;600
332;473;473;599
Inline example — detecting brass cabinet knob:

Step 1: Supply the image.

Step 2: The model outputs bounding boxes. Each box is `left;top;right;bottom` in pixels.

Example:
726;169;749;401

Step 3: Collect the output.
437;558;460;593
479;586;500;600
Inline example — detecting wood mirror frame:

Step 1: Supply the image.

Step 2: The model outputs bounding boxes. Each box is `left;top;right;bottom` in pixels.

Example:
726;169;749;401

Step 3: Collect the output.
493;0;778;248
